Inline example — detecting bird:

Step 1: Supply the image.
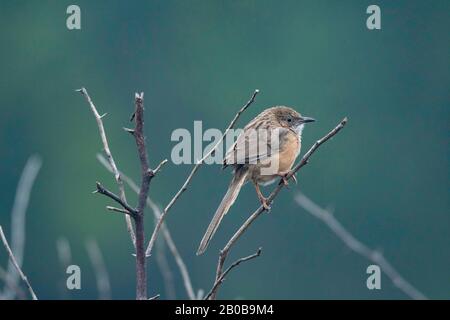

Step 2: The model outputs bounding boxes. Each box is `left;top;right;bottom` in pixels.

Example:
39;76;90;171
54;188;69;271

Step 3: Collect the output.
196;106;315;255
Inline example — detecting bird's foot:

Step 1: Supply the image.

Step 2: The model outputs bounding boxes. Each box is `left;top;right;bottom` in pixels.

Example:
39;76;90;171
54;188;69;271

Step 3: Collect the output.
277;171;297;188
260;197;271;211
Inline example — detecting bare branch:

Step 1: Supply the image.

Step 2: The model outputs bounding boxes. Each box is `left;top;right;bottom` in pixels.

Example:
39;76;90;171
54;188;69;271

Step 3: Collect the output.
97;154;196;300
85;239;111;300
145;89;260;258
0;226;37;300
204;248;261;300
1;155;41;300
294;192;427;300
77;88;136;247
152;159;168;176
131;92;150;300
209;118;347;299
106;206;131;215
148;294;160;300
95;182;137;216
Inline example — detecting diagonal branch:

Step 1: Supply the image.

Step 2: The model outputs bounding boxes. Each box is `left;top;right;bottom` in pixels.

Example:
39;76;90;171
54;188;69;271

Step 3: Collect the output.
294;191;427;300
77;88;136;247
95;182;137;216
145;89;260;258
204;247;261;300
0;226;37;300
209;117;348;299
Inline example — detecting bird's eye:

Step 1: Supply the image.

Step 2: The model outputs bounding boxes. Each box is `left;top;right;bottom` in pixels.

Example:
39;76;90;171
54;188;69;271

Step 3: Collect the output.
287;118;292;122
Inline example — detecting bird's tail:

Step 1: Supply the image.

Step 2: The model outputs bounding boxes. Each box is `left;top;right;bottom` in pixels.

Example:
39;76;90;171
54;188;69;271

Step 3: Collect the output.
196;169;248;255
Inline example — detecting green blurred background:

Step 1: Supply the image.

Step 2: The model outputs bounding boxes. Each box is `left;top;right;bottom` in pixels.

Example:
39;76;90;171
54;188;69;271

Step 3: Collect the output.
0;0;448;299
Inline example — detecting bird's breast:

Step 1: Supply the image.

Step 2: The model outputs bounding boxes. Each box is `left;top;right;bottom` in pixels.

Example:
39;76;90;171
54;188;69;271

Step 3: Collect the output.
277;131;301;172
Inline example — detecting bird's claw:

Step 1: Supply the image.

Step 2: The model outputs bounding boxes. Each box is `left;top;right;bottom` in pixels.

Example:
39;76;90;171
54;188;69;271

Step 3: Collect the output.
278;172;297;188
261;198;271;211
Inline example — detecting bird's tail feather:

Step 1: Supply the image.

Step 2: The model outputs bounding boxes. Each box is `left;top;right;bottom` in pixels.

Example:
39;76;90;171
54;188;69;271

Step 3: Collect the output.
196;170;248;255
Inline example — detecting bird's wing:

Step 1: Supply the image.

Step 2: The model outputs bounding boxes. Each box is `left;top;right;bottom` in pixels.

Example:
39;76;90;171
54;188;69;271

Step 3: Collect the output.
224;127;290;165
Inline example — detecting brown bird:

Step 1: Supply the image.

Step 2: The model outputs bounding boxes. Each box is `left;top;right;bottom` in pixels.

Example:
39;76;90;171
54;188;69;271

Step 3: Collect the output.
197;106;315;255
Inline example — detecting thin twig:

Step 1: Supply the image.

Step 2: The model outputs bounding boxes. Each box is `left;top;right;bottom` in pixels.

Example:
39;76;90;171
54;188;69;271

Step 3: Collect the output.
85;239;112;300
294;191;427;300
95;182;137;216
204;248;261;300
77;88;136;247
145;89;260;258
97;154;196;300
1;156;41;300
148;294;160;300
209;117;347;299
0;226;37;300
106;206;131;215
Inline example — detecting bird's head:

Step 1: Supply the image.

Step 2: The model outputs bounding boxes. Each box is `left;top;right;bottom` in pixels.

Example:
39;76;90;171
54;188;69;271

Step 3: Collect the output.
270;106;315;135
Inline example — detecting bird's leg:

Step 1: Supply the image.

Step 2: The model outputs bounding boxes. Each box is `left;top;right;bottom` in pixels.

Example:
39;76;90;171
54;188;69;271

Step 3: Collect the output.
252;181;271;210
277;171;297;187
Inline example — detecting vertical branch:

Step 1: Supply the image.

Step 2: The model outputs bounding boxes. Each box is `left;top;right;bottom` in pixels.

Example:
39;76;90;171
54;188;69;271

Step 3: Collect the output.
0;226;37;300
294;192;427;300
131;92;150;300
86;239;112;300
77;88;136;247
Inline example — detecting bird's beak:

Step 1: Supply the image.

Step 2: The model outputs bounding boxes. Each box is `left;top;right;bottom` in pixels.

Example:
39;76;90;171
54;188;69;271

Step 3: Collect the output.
301;116;316;123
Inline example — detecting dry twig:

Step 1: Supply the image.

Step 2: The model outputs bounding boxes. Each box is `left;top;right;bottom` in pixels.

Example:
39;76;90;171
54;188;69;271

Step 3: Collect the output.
204;248;261;300
77;88;136;247
0;226;37;300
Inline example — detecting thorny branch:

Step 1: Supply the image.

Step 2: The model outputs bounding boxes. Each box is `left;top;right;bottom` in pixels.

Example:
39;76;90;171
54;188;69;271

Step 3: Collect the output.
80;89;165;300
77;88;136;247
208;118;348;299
131;92;151;300
97;154;196;300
